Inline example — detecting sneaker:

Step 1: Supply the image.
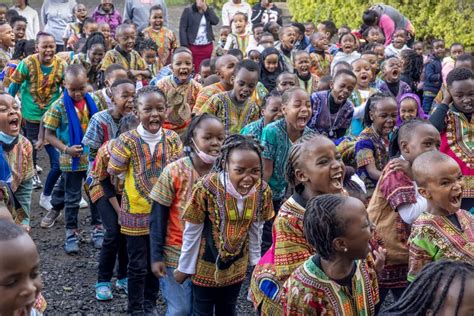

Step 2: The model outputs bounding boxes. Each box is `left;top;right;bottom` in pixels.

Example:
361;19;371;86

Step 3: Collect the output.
64;230;80;254
40;209;61;228
35;165;43;174
116;278;128;295
39;193;53;211
91;226;104;249
95;282;113;301
32;174;43;189
79;197;88;209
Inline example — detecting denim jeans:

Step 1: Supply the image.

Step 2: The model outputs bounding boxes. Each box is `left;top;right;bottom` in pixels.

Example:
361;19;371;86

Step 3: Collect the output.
192;282;242;316
160;267;192;316
96;196;128;282
51;171;101;229
422;92;437;114
43;144;62;196
24;121;40;166
126;235;159;315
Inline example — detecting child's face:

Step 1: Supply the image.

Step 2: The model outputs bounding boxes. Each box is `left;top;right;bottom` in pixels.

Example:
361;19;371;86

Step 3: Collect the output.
64;73;88;102
105;69;128;88
36;36;56;65
304;24;315;37
84;23;99;37
433;41;446;59
337;27;351;39
455;60;473;72
276;73;296;93
263;53;279;72
401;124;440;164
101;0;113;13
74;4;87;21
262;96;283;124
220;29;230;42
99;24;111;39
192;119;225;157
392;30;407;49
330;74;356;104
200;65;211;80
361;54;379;78
253;26;264;42
259;35;274;48
217;55;238;85
232;68;259;103
316;80;331;91
137;93;167;134
449;78;474;114
111;83;135;116
116;26;136;53
0;7;6;23
367;28;383;44
413;43;424;56
88;43;105;66
281;89;312;131
294;53;311;77
351;59;372;88
450;44;464;60
248;51;260;63
383;58;401;83
296;137;344;195
232;15;247;34
172;52;193;82
227;148;261;196
0;24;16;49
0;94;22;137
374;45;385;62
399;98;418;122
269;24;280;40
12;21;27;41
280;27;296;50
142;48;158;66
316;23;329;39
310;32;328;51
149;9;164;29
340;34;356;54
369;98;397;136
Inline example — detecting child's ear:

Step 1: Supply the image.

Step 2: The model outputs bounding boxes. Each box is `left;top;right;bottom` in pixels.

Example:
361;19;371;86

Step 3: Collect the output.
329;79;334;90
230;75;235;85
295;168;308;183
400;140;409;155
369;110;375;122
418;186;431;200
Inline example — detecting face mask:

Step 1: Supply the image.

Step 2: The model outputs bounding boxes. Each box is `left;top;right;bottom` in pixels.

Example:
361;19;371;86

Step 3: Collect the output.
0;132;17;145
192;138;218;165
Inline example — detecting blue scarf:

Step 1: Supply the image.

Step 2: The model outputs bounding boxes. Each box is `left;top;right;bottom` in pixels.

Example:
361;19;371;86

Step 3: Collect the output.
63;89;98;171
0;145;12;183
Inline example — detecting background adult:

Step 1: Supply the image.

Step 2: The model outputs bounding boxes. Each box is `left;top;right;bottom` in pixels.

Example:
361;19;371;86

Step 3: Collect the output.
40;0;76;52
362;3;414;46
123;0;168;32
11;0;40;40
179;0;219;72
221;0;252;27
251;0;282;26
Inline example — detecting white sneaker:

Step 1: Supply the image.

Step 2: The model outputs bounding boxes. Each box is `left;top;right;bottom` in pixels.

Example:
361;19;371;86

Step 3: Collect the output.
39;193;53;211
35;165;43;174
32;174;43;189
79;197;88;209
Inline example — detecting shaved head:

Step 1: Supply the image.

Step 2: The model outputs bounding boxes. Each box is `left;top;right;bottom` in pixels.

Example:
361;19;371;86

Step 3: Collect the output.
412;151;458;187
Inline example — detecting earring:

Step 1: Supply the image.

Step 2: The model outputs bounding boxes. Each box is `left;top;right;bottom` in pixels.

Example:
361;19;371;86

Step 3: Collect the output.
344;248;348;252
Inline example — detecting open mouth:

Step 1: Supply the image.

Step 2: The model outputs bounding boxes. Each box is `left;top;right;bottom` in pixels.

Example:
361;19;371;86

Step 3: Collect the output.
296;116;308;128
360;73;369;81
330;172;343;190
9;117;20;130
238;182;254;195
449;192;463;206
343;45;353;51
391;69;400;78
14;302;34;316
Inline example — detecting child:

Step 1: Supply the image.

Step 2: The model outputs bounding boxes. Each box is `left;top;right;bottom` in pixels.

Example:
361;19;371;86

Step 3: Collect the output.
308;69;356;139
42;64;104;253
275;71;297;94
409;151;474;281
224;12;251;56
363;26;384;46
316;20;338;54
11;0;40;40
399;49;424;92
331;32;361;74
0;4;7;23
442;43;464;84
376;57;412;99
307;31;333;77
367;119;440;305
355;92;397;197
199;59;260;136
142;5;177;66
250;135;346;315
282;194;381;315
194;54;239;112
156;47;202;135
361;51;380;83
349;58;378;136
72;32;106;90
315;75;332;91
92;0;122;38
294;50;318;94
259;47;284;91
430;68;474;212
246;22;264;53
396;93;427;126
63;3;88;51
248;49;261;63
174;134;274;315
213;26;231;57
258;32;275;50
264;21;280;42
422;39;445;113
107;86;183;314
275;25;296;72
241;92;283;139
98;22;115;51
384;29;409;58
101;24;150;82
10;15;27;41
0;22;15;74
94;64;129;110
304;22;315;37
137;38;162;82
149;114;225;315
196;59;212;84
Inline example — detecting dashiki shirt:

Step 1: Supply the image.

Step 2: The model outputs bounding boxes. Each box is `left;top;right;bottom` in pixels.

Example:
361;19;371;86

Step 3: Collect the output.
355;127;390;197
83;110;121;162
156;76;202;135
348;87;379;136
408;210;474;281
55;51;76;64
149;156;199;268
93;88;113;110
71;53;102;88
224;33;251;56
107;128;183;236
241;117;265;141
142;26;177;65
367;165;416;289
282;255;379;316
0;48;12;73
200;91;260;137
182;172;274;287
261;118;315;200
9;54;66;122
250;194;313;316
193;82;226;113
297;74;319;95
101;47;147;72
250;81;269;108
308;50;333;77
375;79;411;99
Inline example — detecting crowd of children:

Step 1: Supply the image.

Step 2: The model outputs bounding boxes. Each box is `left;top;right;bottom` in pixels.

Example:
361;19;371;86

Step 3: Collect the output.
0;0;473;315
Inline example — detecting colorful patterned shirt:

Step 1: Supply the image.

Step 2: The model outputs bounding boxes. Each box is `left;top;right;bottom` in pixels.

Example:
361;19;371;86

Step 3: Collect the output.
82;110;121;162
0;48;12;74
193;82;226;113
142;26;177;65
250;81;269;108
4;135;34;193
241;117;265;141
308;50;333;77
101;47;146;72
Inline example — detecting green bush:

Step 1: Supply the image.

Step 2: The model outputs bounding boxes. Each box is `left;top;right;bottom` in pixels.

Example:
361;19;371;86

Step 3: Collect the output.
287;0;474;47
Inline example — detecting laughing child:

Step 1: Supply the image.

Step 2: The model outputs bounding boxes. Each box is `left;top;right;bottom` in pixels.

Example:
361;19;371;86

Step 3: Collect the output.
294;50;319;94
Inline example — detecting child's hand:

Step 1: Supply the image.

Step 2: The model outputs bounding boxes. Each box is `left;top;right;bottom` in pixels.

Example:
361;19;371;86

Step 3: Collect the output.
151;261;167;278
35;138;44;151
173;269;191;284
373;246;387;274
387;158;412;179
129;69;140;78
441;85;452;105
67;145;83;157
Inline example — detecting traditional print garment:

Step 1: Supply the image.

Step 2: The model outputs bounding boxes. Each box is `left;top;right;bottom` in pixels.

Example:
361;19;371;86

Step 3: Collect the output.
93;88;113;110
101;47;147;72
181;172;274;287
282;255;379;316
224;33;251;56
250;81;269;108
367;166;416;288
149;156;199;268
348;87;379;136
308;50;333;77
408;210;474;281
156;75;202;135
107;128;182;236
0;48;12;73
250;194;312;316
200;91;260;137
142;26;177;65
261;119;315;200
375;79;411;99
71;53;102;88
9;54;66;121
355;127;390;197
4;135;34;193
241;117;265;141
193;82;226;113
297;74;319;95
55;51;76;64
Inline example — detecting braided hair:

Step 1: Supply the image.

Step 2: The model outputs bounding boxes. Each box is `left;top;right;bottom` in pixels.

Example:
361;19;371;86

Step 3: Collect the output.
380;260;474;315
400;49;423;89
81;32;106;55
134;85;167;108
303;194;348;260
363;91;395;127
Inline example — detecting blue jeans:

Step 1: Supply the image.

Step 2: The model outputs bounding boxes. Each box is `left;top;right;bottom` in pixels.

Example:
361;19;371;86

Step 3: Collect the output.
43;144;62;196
160;267;193;316
422;92;437;114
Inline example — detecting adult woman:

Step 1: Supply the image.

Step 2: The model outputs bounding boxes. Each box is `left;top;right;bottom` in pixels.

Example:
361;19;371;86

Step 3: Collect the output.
179;0;219;72
40;0;76;52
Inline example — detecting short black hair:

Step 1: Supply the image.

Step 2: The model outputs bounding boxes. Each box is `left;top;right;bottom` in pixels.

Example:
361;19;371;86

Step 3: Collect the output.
137;38;158;53
252;22;264;33
362;10;379;26
232;11;248;22
36;31;55;43
12;39;35;60
135;85;167;107
81;32;106;54
291;22;305;35
0;219;27;241
338;31;357;44
261;90;281;109
172;46;193;62
389;119;433;158
234;59;260;77
431;38;444;47
10;15;27;27
228;48;244;61
333;69;357;82
281;86;306;104
65;64;87;79
111;78;135;89
319;20;337;37
149;4;163;14
200;58;211;71
5;9;19;24
104;64;127;80
446;68;473;87
456;53;473;65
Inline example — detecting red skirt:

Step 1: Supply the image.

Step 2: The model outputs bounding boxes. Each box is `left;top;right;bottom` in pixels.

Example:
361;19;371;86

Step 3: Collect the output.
188;43;213;73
